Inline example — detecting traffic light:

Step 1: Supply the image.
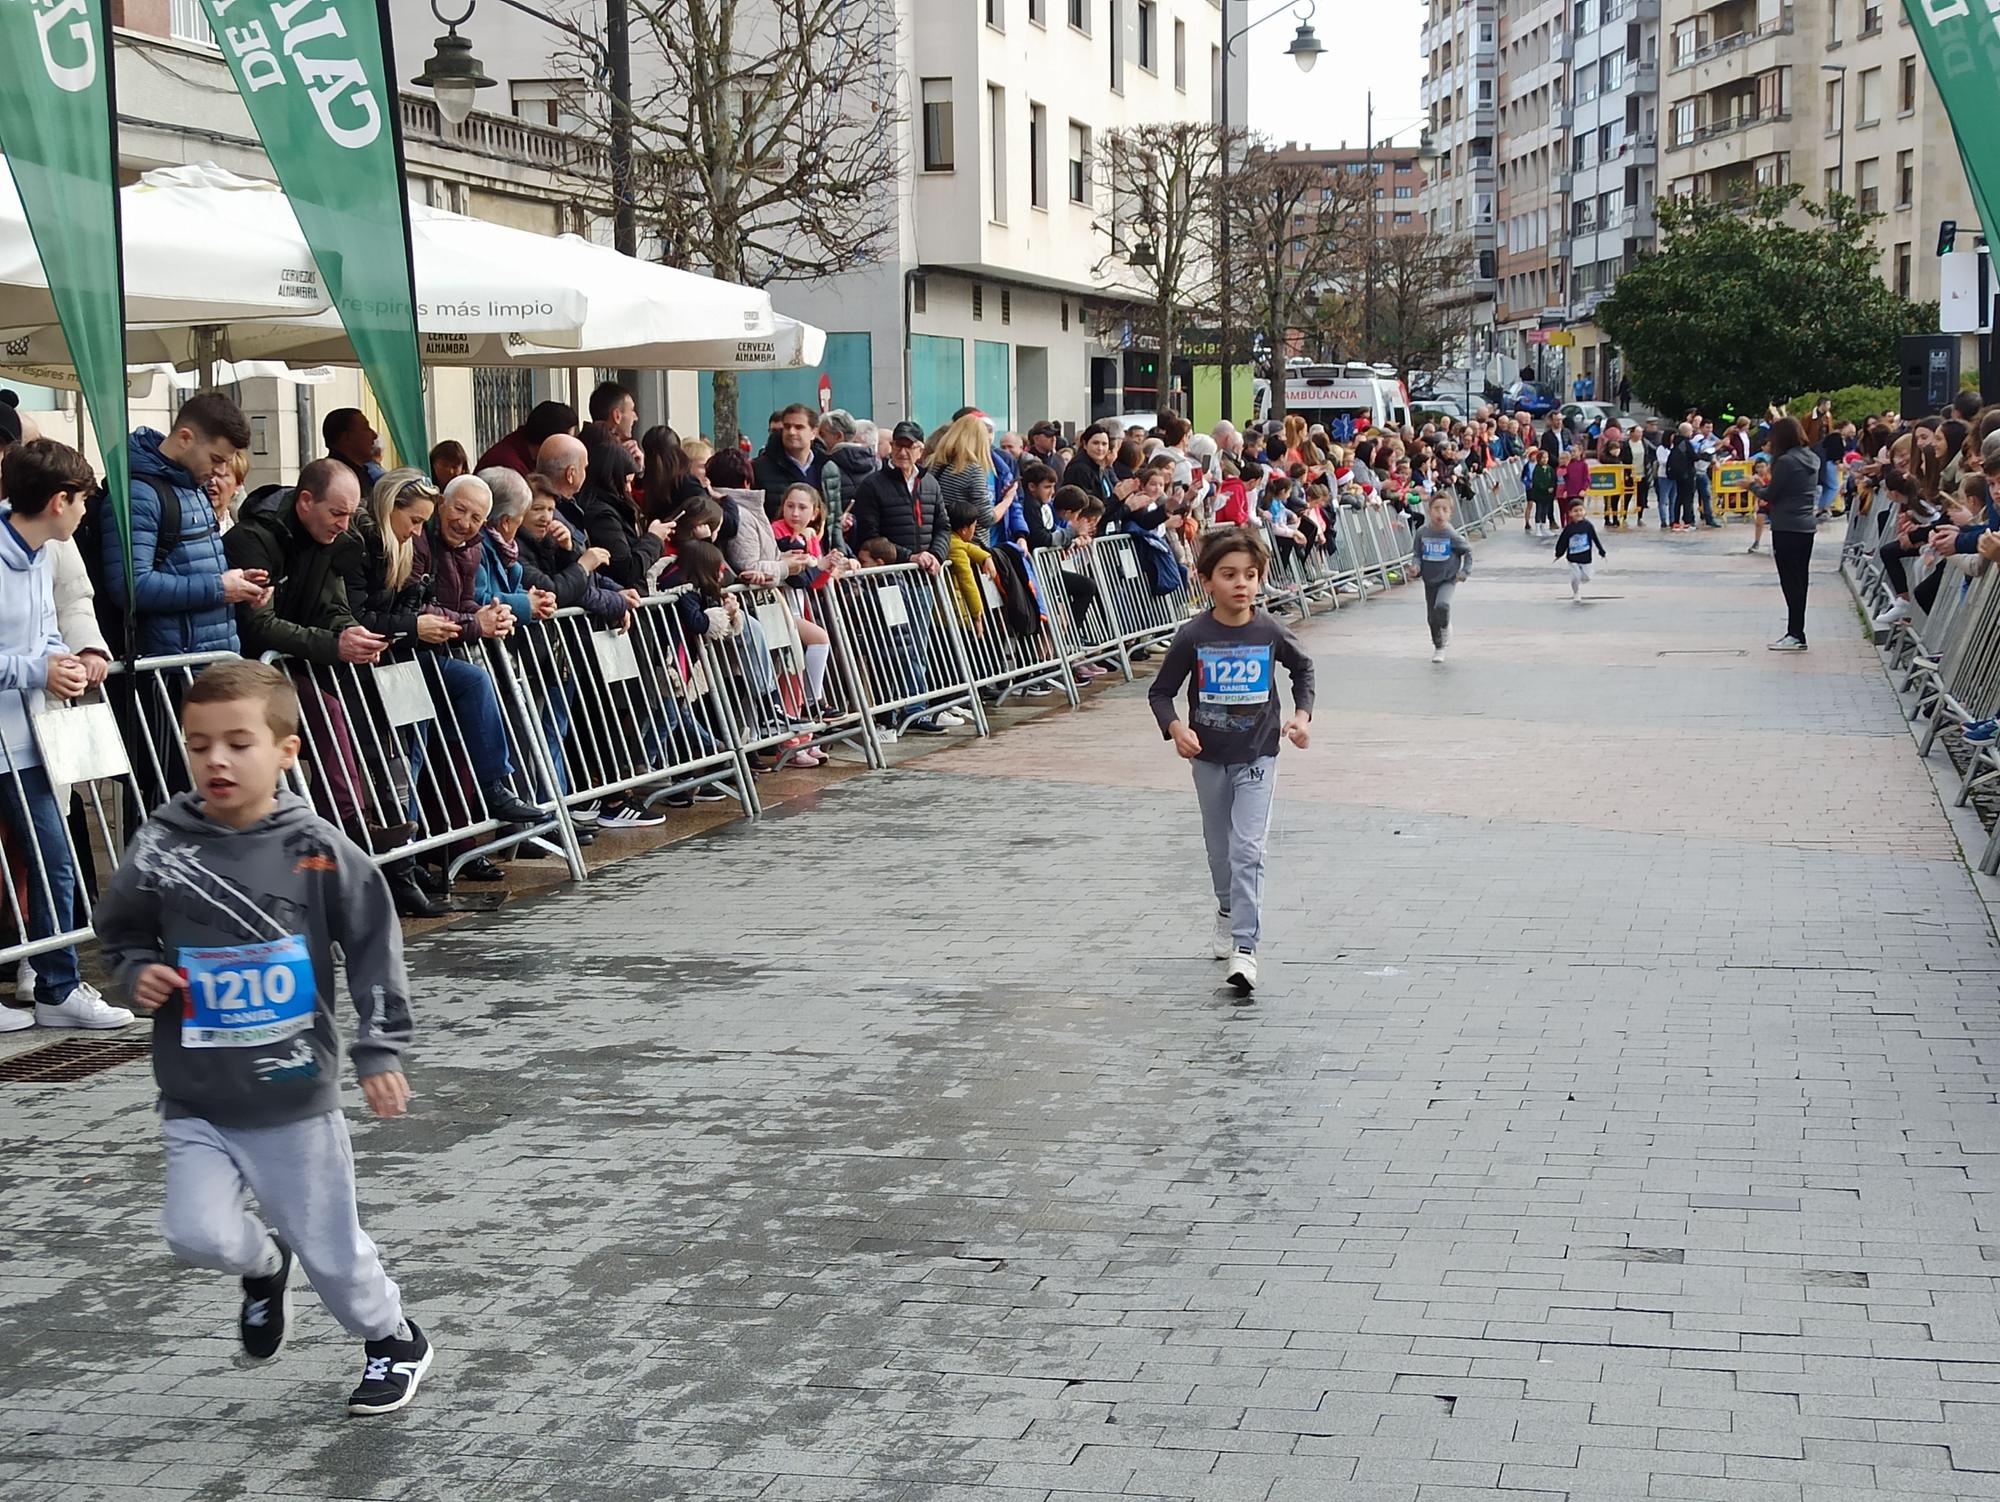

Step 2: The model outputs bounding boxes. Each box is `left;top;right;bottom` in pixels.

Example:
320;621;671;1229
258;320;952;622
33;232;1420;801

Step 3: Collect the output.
1939;219;1958;257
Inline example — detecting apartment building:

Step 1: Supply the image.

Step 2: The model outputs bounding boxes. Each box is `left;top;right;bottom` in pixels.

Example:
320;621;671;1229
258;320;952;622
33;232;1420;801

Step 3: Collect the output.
1270;143;1432;267
1561;0;1662;393
1494;0;1568;377
1418;0;1501;372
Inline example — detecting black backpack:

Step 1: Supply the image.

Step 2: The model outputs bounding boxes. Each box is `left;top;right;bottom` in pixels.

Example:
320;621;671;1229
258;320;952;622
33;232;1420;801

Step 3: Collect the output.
78;474;180;652
992;543;1041;639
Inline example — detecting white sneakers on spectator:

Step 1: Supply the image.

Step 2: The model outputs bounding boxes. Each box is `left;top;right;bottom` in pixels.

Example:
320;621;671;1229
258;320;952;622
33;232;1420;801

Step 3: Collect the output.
0;1003;32;1032
1767;636;1808;653
1873;600;1913;629
1225;950;1258;995
936;708;972;728
13;959;30;1004
35;983;134;1030
597;805;666;830
1211;911;1233;960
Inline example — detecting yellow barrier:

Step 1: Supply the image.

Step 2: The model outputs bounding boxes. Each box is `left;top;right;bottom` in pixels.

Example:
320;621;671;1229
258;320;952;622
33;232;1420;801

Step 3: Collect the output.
1588;464;1635;521
1712;460;1756;519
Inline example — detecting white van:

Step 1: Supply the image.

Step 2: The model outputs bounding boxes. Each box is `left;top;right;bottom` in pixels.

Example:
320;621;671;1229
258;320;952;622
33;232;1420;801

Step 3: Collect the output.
1253;363;1412;433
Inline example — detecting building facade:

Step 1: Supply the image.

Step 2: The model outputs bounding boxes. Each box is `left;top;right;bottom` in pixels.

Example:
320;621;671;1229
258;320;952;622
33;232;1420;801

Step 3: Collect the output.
1418;0;1501;379
1494;0;1567;379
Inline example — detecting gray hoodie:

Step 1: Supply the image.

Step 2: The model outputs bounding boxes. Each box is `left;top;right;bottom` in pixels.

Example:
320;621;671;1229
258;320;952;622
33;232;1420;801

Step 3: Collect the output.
1415;521;1473;585
94;791;412;1128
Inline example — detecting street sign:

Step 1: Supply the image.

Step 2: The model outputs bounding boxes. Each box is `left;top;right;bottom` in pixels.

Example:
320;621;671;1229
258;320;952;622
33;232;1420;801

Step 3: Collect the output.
1545;330;1576;347
1526;329;1550;345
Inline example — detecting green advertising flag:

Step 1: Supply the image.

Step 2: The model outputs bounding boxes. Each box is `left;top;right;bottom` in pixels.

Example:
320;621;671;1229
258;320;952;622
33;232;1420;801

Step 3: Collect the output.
201;0;426;464
0;0;133;598
1903;0;2000;251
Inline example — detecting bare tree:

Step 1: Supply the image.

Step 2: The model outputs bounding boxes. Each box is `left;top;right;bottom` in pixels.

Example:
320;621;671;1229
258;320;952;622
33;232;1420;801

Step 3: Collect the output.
584;0;905;443
1092;122;1230;416
1366;226;1474;380
1229;147;1370;426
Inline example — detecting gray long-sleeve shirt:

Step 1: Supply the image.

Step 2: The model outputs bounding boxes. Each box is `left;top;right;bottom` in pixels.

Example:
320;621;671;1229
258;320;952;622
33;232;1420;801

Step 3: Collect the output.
1149;608;1316;764
1415;522;1473;585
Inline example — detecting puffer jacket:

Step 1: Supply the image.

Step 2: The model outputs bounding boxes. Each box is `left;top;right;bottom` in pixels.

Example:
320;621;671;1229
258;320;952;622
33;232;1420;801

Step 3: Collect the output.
819;442;879;548
109;428;237;655
413;524;492;639
718;488;784;581
578;483;661;592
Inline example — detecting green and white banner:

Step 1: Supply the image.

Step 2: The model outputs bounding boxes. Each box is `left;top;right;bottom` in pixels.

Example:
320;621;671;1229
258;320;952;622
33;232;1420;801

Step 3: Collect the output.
201;0;426;464
0;0;133;595
1903;0;2000;249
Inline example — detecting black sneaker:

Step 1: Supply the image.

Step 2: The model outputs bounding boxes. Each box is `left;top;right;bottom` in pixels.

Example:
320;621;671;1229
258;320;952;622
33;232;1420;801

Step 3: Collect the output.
238;1234;292;1364
347;1319;435;1416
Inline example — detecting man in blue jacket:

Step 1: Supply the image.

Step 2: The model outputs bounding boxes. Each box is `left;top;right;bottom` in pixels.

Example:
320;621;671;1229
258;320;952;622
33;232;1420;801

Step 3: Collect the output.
110;392;271;655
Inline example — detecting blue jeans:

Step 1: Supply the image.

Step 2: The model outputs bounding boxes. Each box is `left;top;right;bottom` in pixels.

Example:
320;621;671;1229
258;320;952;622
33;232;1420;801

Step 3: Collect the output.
1;763;82;1003
1818;459;1839;514
403;654;515;813
1655;476;1676;524
1696;471;1715;525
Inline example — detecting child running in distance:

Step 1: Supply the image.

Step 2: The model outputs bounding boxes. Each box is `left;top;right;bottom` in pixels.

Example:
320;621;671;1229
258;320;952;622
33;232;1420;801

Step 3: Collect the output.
1148;526;1315;999
1554;496;1607;602
1415;492;1474;663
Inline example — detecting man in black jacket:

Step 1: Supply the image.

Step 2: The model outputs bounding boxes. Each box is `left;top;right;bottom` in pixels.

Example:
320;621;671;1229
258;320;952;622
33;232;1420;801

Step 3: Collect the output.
848;422;950;574
1665;422;1699;530
753;403;826;516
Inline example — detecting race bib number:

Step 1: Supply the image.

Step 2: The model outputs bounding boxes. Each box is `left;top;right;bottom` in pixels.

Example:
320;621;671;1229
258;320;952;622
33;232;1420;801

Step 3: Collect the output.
178;935;317;1050
1420;537;1453;562
1568;533;1592;556
1198;644;1272;706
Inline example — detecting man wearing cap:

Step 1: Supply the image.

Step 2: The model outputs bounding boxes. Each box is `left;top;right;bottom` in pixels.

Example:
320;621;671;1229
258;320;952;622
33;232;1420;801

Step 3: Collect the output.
849;423;950;572
1025;421;1066;470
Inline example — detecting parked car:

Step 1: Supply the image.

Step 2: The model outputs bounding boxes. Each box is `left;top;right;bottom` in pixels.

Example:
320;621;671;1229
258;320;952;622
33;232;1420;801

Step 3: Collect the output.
1503;380;1559;416
1559;401;1634;432
1415;399;1467;424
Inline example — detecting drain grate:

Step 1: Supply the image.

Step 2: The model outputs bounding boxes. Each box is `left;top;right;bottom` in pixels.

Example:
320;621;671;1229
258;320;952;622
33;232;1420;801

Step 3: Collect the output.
0;1037;149;1084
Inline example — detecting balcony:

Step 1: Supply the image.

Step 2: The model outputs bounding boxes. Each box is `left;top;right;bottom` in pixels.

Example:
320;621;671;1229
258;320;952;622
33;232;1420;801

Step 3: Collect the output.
1670;7;1795;71
1554;102;1574;131
1629;131;1658;165
1690;106;1791;145
1634;0;1660;17
1632;60;1659;93
1552;235;1573;260
1553;168;1574;195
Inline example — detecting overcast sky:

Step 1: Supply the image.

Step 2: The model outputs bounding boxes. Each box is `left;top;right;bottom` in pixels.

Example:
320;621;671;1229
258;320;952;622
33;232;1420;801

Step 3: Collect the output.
1243;6;1425;155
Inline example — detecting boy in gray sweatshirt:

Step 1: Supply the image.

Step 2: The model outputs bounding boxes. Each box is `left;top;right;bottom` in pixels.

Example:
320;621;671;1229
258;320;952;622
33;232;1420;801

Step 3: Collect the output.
1415;493;1474;662
93;660;433;1417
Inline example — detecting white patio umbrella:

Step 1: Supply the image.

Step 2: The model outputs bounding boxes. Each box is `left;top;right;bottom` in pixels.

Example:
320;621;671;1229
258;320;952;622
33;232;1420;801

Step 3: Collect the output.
508;313;828;372
0;161;332;331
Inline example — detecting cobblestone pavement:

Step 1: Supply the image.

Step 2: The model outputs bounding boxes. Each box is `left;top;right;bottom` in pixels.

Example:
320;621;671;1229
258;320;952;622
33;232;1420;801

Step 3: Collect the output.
6;521;2000;1502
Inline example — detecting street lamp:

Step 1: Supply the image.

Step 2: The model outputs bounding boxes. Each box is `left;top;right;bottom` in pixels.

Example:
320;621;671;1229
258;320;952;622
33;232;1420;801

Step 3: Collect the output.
1220;1;1325;425
415;0;636;266
411;3;495;126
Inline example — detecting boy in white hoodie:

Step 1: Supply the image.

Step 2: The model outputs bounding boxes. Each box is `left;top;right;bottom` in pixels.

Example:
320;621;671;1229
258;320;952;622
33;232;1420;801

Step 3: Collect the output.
0;439;135;1032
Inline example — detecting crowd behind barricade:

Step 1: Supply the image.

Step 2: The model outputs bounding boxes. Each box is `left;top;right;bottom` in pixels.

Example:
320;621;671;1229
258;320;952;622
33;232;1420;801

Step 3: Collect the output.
0;381;1541;1031
1836;388;2000;870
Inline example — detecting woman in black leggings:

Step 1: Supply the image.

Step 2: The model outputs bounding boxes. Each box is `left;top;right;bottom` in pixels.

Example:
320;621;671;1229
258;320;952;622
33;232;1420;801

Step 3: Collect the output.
1763;417;1822;651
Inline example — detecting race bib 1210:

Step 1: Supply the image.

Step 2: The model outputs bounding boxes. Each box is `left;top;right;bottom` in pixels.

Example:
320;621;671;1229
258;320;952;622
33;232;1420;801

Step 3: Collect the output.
178;935;317;1050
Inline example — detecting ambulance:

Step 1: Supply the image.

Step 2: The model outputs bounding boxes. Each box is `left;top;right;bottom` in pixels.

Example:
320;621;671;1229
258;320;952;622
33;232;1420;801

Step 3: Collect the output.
1252;362;1413;434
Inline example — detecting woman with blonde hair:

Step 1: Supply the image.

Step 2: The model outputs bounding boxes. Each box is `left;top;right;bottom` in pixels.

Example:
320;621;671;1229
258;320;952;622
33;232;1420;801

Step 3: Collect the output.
1282;414;1309;467
929;411;1002;542
205;447;252;532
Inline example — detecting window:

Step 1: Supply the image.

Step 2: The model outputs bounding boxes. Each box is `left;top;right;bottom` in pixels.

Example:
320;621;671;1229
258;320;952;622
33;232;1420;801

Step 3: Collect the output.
972;284;984;321
913;276;927;314
1001;290;1012;325
1826;0;1840;43
1574;67;1597;104
1671;101;1696;146
1602;185;1626;222
1573;0;1592;32
987;0;1003;28
1068;121;1091;204
1896;148;1913;207
1394;185;1414;198
1600;51;1623;92
1394;211;1412;224
1029;102;1048;209
1856;155;1879;213
1899;55;1917;113
1028;0;1044;22
1894;241;1911;297
1861;0;1882;33
1857;66;1880;125
1824;165;1841;197
1138;0;1156;71
988;85;1008;222
1068;0;1087;28
921;79;955;171
1824;77;1841;132
1174;18;1186;90
1109;0;1124;91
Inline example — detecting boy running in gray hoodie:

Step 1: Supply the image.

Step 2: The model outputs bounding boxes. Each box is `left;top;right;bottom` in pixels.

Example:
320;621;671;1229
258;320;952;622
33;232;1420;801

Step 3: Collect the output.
93;660;433;1416
1414;493;1474;663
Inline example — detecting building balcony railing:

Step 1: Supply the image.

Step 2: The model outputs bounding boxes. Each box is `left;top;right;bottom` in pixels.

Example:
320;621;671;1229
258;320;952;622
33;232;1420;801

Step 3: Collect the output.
1669;7;1794;71
400;95;612;179
1666;107;1791;152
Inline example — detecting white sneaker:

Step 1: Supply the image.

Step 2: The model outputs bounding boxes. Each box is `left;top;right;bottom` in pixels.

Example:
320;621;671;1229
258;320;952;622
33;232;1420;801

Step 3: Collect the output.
0;1003;33;1033
1225;949;1258;996
1872;600;1913;628
598;805;666;830
1431;647;1445;664
1766;635;1808;652
35;982;134;1030
14;959;31;1004
875;725;901;743
936;708;971;728
1211;911;1233;960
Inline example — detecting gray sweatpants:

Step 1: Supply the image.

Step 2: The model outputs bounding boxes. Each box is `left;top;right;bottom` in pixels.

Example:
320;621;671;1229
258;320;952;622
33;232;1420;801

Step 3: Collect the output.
1191;755;1278;952
1423;578;1457;648
160;1110;403;1341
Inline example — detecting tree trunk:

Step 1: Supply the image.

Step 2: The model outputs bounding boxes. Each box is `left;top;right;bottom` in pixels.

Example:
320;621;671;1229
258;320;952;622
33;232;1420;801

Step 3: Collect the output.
1157;301;1179;419
1266;309;1287;428
713;370;741;450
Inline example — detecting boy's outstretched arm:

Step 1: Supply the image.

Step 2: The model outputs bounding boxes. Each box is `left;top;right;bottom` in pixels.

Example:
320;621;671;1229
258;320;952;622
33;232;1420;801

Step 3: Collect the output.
331;835;414;1093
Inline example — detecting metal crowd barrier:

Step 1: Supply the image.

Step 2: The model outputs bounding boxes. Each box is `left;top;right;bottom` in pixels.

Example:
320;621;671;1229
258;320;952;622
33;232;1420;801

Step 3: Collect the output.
941;543;1079;709
819;562;990;750
267;638;584;882
1030;542;1131;680
2;651;237;986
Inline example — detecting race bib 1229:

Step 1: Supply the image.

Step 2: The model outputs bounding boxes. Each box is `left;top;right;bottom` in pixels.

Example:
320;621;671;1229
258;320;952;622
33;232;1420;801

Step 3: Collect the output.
1197;644;1273;706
